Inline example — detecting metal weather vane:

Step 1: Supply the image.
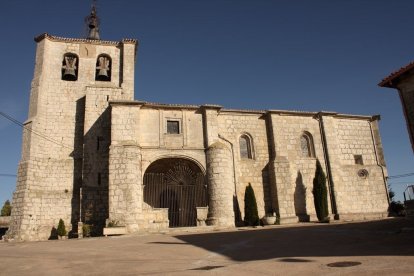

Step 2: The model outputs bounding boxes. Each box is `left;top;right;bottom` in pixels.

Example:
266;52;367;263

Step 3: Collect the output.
85;0;100;40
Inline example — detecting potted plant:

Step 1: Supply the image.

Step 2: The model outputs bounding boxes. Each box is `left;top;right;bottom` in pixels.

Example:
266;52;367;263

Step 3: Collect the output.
103;219;126;236
262;212;277;225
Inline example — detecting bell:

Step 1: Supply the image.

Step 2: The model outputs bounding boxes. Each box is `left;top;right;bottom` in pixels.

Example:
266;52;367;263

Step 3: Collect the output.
98;68;108;78
88;26;100;40
63;68;77;80
96;56;110;81
62;56;77;81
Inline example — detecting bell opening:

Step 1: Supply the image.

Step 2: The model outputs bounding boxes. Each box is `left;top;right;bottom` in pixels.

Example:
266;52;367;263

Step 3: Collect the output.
61;53;79;81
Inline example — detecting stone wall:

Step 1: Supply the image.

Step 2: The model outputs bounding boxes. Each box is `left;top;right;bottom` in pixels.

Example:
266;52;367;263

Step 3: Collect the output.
7;36;137;241
269;113;329;222
216;111;270;221
109;104;207;231
108;105;142;232
326;116;389;218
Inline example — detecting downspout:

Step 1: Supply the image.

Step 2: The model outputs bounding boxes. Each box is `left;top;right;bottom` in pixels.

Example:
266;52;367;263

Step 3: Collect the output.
317;113;338;218
368;117;390;204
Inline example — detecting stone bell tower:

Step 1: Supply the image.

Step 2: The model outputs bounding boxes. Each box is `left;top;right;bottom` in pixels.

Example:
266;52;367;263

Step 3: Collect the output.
6;4;138;241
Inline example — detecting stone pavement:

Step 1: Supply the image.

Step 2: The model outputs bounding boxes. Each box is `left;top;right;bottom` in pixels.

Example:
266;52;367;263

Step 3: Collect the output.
0;218;413;275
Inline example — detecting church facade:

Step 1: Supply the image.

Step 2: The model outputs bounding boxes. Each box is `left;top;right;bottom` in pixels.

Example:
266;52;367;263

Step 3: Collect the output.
6;17;389;241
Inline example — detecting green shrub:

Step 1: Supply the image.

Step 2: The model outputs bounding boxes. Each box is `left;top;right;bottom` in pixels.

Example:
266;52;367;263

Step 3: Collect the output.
107;220;119;227
388;201;405;217
57;219;67;237
312;159;329;222
244;183;259;226
1;200;11;216
82;224;91;237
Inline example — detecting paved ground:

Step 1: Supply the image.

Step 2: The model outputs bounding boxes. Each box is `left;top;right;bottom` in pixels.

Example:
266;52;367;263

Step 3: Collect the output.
0;218;414;275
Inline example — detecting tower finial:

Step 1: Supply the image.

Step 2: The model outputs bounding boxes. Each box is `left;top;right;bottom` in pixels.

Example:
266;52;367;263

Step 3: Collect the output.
85;0;100;40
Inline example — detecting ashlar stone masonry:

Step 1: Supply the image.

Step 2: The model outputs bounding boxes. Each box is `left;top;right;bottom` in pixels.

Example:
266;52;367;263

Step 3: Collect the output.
5;32;389;241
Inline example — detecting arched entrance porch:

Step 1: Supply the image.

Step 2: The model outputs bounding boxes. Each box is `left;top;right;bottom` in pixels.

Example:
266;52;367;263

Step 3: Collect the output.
143;158;207;227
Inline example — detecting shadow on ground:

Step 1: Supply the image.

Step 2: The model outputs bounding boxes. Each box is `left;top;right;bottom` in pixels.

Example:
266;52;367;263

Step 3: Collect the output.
174;218;414;262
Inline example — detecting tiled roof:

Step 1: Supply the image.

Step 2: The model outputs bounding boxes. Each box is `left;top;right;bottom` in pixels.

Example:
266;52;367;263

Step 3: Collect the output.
34;33;138;45
379;61;414;88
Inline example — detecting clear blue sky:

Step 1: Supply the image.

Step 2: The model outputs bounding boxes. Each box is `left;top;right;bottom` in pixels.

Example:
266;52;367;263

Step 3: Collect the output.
1;0;413;206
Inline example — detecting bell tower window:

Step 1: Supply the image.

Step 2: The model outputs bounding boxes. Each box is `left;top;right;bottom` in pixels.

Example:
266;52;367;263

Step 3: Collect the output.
61;53;78;81
95;54;111;81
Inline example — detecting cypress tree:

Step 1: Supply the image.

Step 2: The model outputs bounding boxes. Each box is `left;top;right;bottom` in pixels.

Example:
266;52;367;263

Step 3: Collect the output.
244;183;259;226
1;200;11;216
312;159;329;222
57;219;67;237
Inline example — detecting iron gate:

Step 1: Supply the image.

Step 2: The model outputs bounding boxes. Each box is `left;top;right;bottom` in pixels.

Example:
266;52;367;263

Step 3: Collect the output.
144;171;207;227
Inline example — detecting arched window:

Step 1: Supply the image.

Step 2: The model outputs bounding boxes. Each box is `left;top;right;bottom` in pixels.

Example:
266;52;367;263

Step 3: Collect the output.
61;53;78;81
95;54;111;81
239;134;253;159
300;132;315;157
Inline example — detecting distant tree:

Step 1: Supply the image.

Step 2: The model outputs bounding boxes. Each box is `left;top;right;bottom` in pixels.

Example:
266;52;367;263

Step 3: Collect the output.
1;200;11;216
244;183;259;226
388;185;395;202
387;185;405;216
57;219;67;237
388;201;405;216
312;160;329;222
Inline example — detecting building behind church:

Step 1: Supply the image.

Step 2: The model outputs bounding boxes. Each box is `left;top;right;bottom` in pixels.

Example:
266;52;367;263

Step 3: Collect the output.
5;7;389;241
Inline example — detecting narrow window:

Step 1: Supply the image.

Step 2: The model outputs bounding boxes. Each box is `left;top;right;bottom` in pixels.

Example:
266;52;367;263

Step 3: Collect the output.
62;53;78;81
167;120;180;134
240;134;253;159
354;155;364;165
300;132;315;157
95;54;111;81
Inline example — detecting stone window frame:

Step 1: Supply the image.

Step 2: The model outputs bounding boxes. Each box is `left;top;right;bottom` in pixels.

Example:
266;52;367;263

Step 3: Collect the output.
95;53;112;82
165;118;182;135
239;133;255;160
300;131;315;158
61;52;79;81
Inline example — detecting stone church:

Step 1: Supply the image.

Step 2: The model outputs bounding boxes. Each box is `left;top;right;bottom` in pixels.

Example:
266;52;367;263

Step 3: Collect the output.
6;7;389;241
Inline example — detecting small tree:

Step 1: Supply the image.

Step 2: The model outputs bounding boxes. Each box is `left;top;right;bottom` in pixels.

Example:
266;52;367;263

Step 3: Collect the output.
388;184;395;202
244;183;259;226
57;219;67;237
312;159;329;222
1;200;11;216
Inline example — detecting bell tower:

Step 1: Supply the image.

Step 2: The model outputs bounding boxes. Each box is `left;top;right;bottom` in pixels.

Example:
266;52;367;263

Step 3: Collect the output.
6;3;138;241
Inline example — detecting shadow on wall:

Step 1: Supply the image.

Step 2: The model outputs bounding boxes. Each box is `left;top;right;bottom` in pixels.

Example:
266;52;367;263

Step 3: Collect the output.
174;218;414;262
69;97;111;237
261;164;273;215
233;195;242;226
294;171;309;222
69;96;86;237
48;226;58;240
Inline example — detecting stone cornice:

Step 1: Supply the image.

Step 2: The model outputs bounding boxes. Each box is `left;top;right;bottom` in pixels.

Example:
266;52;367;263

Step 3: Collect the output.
108;100;380;120
34;33;138;46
